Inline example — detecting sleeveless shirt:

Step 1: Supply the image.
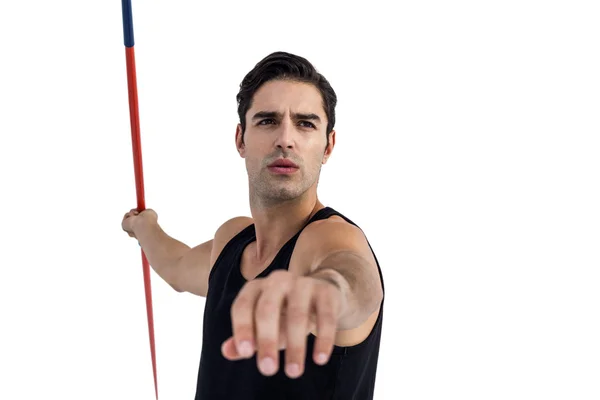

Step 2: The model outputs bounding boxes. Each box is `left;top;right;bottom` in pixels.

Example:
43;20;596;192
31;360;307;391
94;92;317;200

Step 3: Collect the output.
194;206;385;400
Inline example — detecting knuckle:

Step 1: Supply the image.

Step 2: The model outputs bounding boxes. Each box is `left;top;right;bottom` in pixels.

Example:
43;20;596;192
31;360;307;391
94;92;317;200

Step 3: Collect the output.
317;282;338;296
317;328;336;341
270;269;287;278
265;270;286;287
256;299;278;318
231;298;252;317
297;275;313;285
232;295;250;309
256;335;278;349
238;280;260;294
317;291;338;308
286;305;308;323
268;270;291;284
291;278;311;294
232;323;252;336
286;342;305;355
318;311;337;324
285;330;307;348
242;280;259;292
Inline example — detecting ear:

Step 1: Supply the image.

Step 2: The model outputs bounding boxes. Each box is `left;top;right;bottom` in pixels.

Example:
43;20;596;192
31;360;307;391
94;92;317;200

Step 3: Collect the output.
322;130;336;164
235;124;245;157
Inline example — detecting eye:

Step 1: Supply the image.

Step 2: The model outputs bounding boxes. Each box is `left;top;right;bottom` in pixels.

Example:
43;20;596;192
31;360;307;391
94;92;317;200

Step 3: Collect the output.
299;121;316;129
258;119;276;125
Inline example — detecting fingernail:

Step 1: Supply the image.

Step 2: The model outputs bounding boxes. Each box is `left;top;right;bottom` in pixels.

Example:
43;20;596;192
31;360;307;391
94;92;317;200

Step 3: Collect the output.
260;357;276;375
238;341;253;358
316;353;328;365
286;363;301;378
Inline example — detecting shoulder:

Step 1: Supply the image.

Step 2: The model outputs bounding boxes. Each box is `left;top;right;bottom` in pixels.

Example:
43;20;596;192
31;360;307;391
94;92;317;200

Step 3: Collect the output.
293;213;376;273
209;216;254;266
216;216;254;236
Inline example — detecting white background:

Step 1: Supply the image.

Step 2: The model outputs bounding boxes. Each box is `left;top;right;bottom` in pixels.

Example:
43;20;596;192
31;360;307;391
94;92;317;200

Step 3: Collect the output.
1;1;599;399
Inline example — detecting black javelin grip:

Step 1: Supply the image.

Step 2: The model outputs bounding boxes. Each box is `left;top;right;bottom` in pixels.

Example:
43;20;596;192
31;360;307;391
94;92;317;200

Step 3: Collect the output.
122;0;135;47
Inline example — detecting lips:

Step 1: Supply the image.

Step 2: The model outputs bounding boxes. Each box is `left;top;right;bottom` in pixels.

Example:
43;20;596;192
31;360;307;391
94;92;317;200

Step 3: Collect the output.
268;159;298;168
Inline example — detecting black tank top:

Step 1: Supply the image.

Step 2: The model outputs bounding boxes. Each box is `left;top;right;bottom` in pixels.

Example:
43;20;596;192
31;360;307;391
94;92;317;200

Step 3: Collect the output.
194;206;385;400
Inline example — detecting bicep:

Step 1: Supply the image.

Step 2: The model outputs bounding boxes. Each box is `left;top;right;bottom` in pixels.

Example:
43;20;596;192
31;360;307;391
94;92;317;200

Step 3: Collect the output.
174;216;253;297
173;238;214;297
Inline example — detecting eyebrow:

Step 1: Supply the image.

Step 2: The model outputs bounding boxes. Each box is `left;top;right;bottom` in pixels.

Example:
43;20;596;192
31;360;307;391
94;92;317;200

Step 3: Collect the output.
252;111;321;123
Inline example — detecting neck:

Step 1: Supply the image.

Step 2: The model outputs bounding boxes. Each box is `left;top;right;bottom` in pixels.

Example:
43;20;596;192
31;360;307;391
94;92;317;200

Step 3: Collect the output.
248;189;324;263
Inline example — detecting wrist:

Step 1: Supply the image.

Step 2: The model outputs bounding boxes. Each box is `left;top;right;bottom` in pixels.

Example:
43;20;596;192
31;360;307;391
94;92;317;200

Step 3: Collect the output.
309;269;349;317
311;270;342;292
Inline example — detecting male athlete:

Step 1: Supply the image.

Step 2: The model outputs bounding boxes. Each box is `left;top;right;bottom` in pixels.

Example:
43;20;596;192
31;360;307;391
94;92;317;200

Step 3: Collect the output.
121;51;385;399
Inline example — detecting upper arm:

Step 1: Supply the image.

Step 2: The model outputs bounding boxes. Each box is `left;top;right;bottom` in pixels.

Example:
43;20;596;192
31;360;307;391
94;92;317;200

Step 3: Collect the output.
297;219;377;274
295;218;382;303
173;216;253;297
294;219;383;339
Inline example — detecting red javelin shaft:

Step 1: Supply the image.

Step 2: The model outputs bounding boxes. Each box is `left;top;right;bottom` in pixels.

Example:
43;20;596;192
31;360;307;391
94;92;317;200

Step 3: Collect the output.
124;38;159;400
122;1;157;396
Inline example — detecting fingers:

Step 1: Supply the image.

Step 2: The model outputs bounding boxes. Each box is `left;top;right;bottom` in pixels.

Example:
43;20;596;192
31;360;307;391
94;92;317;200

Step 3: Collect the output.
225;272;342;379
122;209;141;237
312;283;341;366
284;278;313;378
228;280;263;361
254;271;292;376
221;336;244;360
220;319;289;362
122;209;139;223
125;208;139;216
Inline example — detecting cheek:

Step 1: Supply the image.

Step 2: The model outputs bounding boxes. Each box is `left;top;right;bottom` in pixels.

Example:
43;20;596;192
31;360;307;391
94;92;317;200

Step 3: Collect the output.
246;156;264;172
307;152;324;172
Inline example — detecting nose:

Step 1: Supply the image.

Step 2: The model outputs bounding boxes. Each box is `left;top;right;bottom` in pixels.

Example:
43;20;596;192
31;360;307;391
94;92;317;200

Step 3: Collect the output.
274;118;295;149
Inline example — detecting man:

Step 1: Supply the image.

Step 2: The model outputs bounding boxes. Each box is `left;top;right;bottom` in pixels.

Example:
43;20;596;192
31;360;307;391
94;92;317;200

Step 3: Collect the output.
121;51;385;399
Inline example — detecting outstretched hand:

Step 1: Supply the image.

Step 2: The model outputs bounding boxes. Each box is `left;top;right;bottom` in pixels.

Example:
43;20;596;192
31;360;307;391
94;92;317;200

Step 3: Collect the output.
221;269;346;379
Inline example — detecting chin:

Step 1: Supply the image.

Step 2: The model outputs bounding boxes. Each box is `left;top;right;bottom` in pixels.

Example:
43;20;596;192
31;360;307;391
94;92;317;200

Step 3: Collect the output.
268;188;300;201
252;175;313;201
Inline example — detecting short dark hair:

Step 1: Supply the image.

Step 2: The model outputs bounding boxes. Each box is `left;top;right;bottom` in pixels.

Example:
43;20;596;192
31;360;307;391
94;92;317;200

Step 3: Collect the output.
236;51;337;143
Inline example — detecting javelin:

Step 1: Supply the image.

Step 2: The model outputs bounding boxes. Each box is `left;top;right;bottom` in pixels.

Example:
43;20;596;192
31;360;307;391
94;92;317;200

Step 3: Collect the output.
121;0;159;398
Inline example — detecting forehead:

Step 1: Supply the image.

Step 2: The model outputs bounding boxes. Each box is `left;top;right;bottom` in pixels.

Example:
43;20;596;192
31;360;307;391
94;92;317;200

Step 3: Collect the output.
249;80;324;115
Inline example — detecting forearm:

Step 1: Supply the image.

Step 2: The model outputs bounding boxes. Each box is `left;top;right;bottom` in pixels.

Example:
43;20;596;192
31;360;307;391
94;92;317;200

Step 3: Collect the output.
132;216;190;287
308;251;382;331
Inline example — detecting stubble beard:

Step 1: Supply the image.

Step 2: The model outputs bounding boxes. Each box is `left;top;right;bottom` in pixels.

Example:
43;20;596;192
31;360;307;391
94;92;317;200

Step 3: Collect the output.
249;164;322;208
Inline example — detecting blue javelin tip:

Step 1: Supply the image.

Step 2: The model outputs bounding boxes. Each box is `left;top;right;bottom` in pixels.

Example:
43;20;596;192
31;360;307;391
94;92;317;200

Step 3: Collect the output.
122;0;135;47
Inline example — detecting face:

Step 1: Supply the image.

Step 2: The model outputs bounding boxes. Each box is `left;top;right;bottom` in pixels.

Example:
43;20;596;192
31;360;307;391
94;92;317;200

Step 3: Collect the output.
236;80;335;206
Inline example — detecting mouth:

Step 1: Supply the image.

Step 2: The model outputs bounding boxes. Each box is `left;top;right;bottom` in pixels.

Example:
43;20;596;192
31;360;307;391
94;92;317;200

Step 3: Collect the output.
267;159;299;174
268;158;299;168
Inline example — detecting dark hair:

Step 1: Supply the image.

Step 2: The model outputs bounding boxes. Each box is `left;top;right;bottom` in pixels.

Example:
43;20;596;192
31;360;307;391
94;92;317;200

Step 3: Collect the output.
236;51;337;143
